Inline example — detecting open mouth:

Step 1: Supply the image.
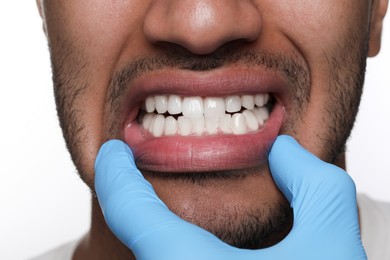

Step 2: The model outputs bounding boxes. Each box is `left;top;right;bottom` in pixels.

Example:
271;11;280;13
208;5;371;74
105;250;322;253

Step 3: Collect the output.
139;94;273;137
121;69;287;173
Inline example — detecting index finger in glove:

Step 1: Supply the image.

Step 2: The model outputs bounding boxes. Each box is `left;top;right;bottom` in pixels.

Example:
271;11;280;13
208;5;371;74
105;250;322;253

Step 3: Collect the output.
94;140;232;260
95;140;179;248
268;135;357;207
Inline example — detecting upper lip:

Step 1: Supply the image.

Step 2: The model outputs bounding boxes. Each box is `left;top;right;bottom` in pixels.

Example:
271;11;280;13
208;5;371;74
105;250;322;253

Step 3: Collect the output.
121;67;289;127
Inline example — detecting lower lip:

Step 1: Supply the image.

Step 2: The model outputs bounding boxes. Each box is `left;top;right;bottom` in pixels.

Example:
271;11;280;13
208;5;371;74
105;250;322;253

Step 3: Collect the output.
123;102;284;172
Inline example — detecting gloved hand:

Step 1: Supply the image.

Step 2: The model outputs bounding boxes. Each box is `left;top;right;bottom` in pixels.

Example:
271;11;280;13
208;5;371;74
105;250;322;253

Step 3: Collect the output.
95;135;367;260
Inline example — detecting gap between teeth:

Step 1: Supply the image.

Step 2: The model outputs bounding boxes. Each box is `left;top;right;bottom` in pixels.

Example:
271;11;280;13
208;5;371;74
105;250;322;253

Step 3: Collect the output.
140;94;271;137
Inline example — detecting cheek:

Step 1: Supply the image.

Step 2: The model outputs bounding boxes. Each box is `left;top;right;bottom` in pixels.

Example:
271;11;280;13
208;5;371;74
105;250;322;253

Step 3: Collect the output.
273;0;370;81
43;1;148;182
275;1;370;159
275;1;370;49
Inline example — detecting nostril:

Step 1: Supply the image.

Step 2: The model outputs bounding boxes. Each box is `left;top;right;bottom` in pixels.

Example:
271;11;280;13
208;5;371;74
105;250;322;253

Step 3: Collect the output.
143;0;263;55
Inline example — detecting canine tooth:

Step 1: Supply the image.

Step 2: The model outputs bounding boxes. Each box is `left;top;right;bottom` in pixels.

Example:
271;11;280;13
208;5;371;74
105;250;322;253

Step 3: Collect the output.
148;114;157;133
253;107;268;126
219;114;232;134
204;97;225;118
168;95;182;115
165;116;178;136
231;113;247;135
145;97;155;113
152;115;165;137
243;110;259;131
182;97;203;118
191;117;205;136
241;95;255;110
225;96;241;113
255;94;266;107
264;93;269;104
142;113;154;129
259;107;269;121
155;95;168;114
205;117;219;135
178;116;192;136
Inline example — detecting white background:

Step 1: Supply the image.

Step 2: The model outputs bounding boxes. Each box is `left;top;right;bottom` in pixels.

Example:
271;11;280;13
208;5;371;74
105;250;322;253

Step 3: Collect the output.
0;2;389;260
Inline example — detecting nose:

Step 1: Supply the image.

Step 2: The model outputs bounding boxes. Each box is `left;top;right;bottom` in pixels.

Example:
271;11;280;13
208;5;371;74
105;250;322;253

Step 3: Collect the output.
143;0;263;55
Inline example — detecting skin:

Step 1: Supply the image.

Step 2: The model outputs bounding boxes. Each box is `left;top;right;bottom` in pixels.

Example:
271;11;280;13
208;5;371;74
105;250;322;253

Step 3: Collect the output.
37;0;388;259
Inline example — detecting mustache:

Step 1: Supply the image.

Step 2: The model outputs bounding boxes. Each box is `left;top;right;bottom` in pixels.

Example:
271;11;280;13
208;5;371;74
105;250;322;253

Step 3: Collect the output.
105;47;310;136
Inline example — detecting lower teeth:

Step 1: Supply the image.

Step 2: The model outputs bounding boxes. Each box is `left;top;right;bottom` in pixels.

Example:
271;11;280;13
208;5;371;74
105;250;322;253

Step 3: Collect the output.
140;107;270;137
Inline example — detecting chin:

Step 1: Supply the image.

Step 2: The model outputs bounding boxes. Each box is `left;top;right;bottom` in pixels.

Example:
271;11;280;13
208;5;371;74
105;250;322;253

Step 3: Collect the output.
144;167;293;249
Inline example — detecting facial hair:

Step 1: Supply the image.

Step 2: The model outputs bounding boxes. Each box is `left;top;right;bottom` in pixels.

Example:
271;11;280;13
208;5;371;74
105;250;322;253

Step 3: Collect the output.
49;30;368;249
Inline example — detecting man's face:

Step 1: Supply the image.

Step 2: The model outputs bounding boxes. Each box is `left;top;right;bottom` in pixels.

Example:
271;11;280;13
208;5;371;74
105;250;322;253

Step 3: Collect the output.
38;0;386;248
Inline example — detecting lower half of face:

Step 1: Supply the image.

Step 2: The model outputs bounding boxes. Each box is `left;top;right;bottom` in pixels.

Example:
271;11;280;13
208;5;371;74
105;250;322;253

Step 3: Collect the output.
46;1;369;249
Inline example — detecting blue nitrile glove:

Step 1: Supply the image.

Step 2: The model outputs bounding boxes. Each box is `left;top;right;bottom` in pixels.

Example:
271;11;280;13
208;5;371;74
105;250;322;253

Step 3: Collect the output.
95;135;367;260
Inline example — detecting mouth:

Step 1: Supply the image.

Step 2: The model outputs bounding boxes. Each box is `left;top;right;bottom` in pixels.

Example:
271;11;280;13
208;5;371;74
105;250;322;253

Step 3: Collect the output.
122;68;287;173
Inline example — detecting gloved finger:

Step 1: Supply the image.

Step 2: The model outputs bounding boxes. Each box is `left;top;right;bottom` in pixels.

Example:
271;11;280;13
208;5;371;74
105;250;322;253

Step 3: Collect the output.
267;135;365;260
94;140;230;259
94;140;179;247
268;135;356;208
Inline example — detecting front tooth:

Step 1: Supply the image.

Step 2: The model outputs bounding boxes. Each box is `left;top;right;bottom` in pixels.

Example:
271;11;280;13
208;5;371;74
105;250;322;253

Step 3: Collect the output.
178;116;192;136
231;113;247;135
164;116;177;136
204;97;225;118
168;95;182;115
145;97;155;113
182;97;203;118
219;114;232;134
152;115;165;137
191;117;205;136
225;96;241;113
205;117;219;134
243;110;259;131
241;95;255;110
155;95;168;114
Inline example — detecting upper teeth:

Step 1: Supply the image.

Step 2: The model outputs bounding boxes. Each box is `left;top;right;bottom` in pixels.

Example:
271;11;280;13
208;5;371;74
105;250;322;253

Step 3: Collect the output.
140;94;271;137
